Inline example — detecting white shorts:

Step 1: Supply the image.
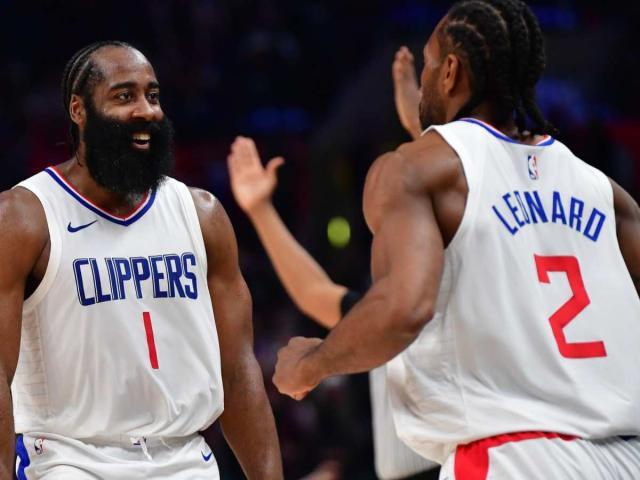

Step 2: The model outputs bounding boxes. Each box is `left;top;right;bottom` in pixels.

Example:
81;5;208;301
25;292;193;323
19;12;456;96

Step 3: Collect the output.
439;432;640;480
15;432;220;479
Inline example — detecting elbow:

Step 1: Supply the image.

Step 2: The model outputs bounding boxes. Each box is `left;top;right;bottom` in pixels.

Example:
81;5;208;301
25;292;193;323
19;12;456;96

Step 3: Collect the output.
283;285;320;318
387;300;435;338
293;284;342;329
297;300;339;330
292;289;325;320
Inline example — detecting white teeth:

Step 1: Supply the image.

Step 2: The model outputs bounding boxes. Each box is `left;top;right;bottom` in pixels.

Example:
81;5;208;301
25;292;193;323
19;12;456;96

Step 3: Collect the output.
133;133;150;141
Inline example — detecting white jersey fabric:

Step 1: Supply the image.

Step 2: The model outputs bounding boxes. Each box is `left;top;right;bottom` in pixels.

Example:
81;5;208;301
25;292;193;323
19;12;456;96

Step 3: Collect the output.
439;433;640;480
387;119;640;464
12;167;224;440
370;366;436;479
16;432;220;480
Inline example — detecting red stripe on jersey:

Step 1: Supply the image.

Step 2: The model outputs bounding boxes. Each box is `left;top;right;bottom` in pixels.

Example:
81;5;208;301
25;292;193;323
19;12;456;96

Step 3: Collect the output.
454;431;577;480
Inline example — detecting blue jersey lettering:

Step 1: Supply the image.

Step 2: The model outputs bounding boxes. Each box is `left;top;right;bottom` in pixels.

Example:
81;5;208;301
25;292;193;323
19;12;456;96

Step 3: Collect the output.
584;209;606;242
551;191;567;225
73;252;200;306
492;190;607;241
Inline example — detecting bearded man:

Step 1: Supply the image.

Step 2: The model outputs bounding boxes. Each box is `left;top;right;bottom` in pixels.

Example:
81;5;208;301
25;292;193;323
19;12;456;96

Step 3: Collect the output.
0;41;283;480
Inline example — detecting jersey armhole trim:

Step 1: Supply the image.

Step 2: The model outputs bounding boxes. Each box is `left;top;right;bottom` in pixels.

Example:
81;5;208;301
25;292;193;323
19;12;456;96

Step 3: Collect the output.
584;159;614;212
424;124;481;437
426;125;485;253
174;181;209;279
15;186;62;313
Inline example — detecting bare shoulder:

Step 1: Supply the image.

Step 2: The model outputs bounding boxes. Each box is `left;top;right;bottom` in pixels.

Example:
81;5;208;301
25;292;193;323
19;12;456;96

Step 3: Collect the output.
189;187;217;216
397;131;462;189
188;187;238;267
0;187;48;243
188;187;231;231
609;178;640;226
0;187;48;276
363;132;462;230
366;132;460;190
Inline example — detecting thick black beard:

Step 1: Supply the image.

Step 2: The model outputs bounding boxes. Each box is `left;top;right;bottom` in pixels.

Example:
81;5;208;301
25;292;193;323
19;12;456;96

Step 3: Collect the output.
419;91;447;130
82;100;175;196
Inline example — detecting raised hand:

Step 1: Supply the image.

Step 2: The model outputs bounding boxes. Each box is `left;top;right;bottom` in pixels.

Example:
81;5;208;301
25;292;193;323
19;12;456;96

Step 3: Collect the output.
228;136;284;215
392;46;422;140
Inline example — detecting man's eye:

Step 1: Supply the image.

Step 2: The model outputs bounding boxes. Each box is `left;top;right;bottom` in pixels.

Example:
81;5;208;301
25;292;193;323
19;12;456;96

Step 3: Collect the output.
117;92;132;101
147;91;160;102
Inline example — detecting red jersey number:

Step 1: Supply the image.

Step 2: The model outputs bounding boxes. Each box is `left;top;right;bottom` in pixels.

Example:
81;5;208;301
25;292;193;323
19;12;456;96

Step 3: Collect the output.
143;311;160;369
534;255;607;359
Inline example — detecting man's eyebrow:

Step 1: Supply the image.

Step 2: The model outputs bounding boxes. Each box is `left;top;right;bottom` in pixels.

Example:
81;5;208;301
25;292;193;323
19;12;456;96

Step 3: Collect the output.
109;81;160;91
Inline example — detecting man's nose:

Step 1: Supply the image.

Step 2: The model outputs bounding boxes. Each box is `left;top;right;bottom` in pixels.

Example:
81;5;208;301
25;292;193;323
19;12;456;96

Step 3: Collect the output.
131;98;160;123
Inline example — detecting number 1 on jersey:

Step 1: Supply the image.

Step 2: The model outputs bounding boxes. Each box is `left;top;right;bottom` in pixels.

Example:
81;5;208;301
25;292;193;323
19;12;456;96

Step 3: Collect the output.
143;311;159;369
534;255;607;359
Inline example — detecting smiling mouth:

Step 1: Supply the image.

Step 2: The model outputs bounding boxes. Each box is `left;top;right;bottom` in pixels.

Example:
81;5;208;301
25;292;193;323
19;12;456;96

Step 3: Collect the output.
132;133;151;149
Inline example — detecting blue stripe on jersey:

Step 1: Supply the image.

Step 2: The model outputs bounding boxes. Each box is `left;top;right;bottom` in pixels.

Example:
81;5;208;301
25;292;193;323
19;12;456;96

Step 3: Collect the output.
15;434;30;480
461;118;556;147
44;168;156;226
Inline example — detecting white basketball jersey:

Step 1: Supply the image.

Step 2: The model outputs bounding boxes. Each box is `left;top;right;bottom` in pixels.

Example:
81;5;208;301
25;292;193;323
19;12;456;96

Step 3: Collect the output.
369;366;436;479
387;119;640;463
12;167;224;439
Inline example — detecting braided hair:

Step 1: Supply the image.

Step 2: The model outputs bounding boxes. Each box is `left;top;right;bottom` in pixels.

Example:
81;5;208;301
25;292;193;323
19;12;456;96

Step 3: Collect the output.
442;0;558;136
61;41;134;153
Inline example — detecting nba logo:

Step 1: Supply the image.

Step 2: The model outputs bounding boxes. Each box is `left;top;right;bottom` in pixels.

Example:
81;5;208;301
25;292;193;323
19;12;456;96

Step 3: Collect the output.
528;155;539;180
34;438;45;455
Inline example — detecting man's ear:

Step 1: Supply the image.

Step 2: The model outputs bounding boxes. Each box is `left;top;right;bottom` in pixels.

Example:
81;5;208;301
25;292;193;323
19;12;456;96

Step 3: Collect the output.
442;53;462;97
69;94;86;127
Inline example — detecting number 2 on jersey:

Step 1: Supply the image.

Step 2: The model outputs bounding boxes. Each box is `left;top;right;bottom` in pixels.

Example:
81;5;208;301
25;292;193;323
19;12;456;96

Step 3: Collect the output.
143;311;160;369
534;255;607;359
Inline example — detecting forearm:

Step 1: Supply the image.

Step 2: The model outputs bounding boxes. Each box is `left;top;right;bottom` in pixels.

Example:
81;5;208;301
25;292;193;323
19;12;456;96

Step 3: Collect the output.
0;378;14;479
302;279;429;383
248;202;345;327
220;354;283;480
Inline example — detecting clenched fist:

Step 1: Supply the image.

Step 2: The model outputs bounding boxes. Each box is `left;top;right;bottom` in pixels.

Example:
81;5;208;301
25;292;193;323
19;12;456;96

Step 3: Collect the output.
273;337;324;400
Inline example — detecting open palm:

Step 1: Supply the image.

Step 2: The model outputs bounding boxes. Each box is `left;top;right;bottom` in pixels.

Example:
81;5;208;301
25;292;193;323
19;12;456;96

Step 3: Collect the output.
392;46;422;139
228;137;284;214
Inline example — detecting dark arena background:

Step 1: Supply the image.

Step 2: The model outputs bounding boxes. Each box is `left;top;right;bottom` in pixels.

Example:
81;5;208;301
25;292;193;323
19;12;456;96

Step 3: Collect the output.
1;1;639;478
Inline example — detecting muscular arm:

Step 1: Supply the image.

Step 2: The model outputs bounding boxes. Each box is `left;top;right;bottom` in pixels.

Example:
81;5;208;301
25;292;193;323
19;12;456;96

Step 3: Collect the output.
611;179;640;296
0;189;47;479
192;189;283;479
273;149;446;395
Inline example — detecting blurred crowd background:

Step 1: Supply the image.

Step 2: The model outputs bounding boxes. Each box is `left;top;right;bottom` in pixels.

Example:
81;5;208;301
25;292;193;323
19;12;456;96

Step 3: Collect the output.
1;0;639;478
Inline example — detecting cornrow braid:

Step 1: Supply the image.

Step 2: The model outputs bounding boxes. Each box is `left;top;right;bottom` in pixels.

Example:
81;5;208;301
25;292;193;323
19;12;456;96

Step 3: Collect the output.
61;40;134;154
445;20;489;119
483;0;531;132
446;1;515;126
519;3;559;136
444;0;558;136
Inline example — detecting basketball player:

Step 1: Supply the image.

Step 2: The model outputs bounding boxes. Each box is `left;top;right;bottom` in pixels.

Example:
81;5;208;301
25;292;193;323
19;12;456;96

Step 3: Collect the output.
272;0;639;477
227;48;436;479
0;42;283;479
